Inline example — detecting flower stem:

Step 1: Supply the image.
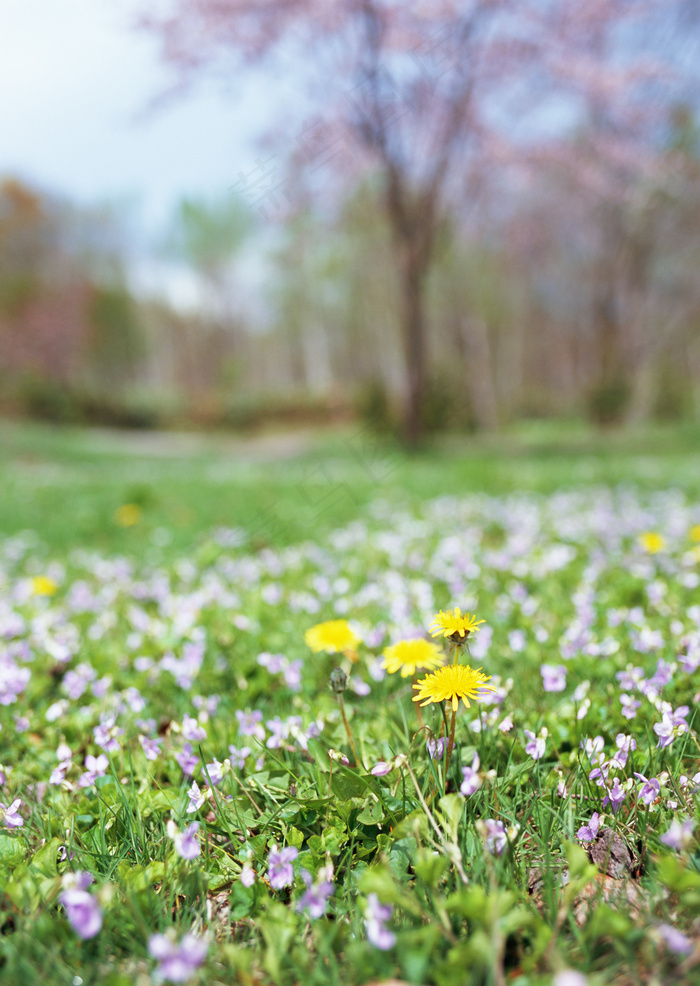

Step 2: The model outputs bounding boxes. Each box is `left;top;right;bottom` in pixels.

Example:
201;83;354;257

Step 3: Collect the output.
444;703;457;785
338;693;363;769
404;759;469;885
412;671;424;727
325;760;333;827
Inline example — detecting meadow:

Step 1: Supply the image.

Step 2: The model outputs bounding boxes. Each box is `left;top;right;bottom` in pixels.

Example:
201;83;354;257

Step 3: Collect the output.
0;420;698;986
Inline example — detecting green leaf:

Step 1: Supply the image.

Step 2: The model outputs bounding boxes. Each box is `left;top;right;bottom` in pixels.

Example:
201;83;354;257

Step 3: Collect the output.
358;867;401;903
143;790;179;814
445;885;488;923
413;848;449;888
331;773;370;800
321;825;348;854
437;794;464;842
657;855;700;892
391;809;430;840
229;881;255;919
356;800;385;825
0;834;26;871
285;827;305;849
586;903;633;941
563;840;595;879
120;861;165;892
29;838;63;878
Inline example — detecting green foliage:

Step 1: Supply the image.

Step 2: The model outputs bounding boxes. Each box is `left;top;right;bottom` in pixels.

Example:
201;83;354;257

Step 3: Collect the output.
0;271;39;317
0;423;697;984
586;378;630;426
88;285;144;390
166;195;256;279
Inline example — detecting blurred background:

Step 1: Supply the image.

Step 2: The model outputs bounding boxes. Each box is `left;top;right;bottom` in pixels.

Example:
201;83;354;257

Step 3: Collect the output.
1;0;700;445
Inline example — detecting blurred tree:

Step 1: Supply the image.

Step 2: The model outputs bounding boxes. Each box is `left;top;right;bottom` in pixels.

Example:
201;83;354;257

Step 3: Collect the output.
0;177;91;386
88;285;145;391
164;195;256;396
143;0;680;443
0;176;151;416
169;196;255;294
0;178;48;317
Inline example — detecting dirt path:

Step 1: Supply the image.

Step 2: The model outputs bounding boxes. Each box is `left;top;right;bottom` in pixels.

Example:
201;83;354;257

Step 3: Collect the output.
55;425;325;462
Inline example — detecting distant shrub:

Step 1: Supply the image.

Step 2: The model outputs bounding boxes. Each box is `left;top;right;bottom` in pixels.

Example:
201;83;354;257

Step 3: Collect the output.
8;374;161;429
586;378;630;426
355;379;394;434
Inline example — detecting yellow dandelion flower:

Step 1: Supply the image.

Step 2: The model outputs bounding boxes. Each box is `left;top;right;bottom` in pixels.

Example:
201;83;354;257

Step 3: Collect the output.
413;664;496;712
381;638;445;678
115;503;142;527
31;575;57;596
304;619;360;654
429;607;485;641
689;524;700;543
638;531;665;554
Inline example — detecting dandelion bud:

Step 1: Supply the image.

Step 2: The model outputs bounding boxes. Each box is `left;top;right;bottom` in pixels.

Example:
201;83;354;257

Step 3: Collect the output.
329;668;348;693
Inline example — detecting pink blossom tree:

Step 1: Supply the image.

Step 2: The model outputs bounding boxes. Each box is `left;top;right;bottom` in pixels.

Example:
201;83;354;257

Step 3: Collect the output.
143;0;680;442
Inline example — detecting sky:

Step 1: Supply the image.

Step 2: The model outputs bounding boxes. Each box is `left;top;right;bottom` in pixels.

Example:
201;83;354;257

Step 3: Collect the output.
0;0;279;235
0;0;303;307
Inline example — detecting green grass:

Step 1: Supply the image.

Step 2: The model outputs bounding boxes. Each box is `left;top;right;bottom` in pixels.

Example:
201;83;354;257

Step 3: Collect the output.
0;419;699;985
2;418;700;557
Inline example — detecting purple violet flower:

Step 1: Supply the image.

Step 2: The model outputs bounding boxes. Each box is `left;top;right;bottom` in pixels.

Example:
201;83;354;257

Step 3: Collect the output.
660;817;695;851
176;743;199;777
364;894;396;950
613;734;636;767
148;932;208;983
265;717;288;749
602;777;626;812
267;846;298;889
296;868;334;919
581;736;605;760
93;716;122;753
0;799;23;828
370;762;393;776
140;736;162;761
541;664;567;693
168;821;201;860
657;923;693;955
620;694;641;719
482;818;508;855
49;760;71;786
283;659;303;692
203;759;224;787
186;781;206;813
577;812;600;842
426;737;445;760
257;652;287;673
524;729;547;760
588;753;610;787
59;876;102;940
228;745;251;770
78;754;109;789
240;862;256;887
680;771;700;793
460;754;482;797
633;772;660;806
236;709;265;741
654;706;690;749
649;659;673;689
181;714;207;743
616;666;644;690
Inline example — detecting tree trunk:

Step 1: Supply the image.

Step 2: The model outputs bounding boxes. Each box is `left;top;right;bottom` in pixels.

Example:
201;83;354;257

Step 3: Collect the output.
460;316;499;429
399;250;428;447
687;335;700;421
